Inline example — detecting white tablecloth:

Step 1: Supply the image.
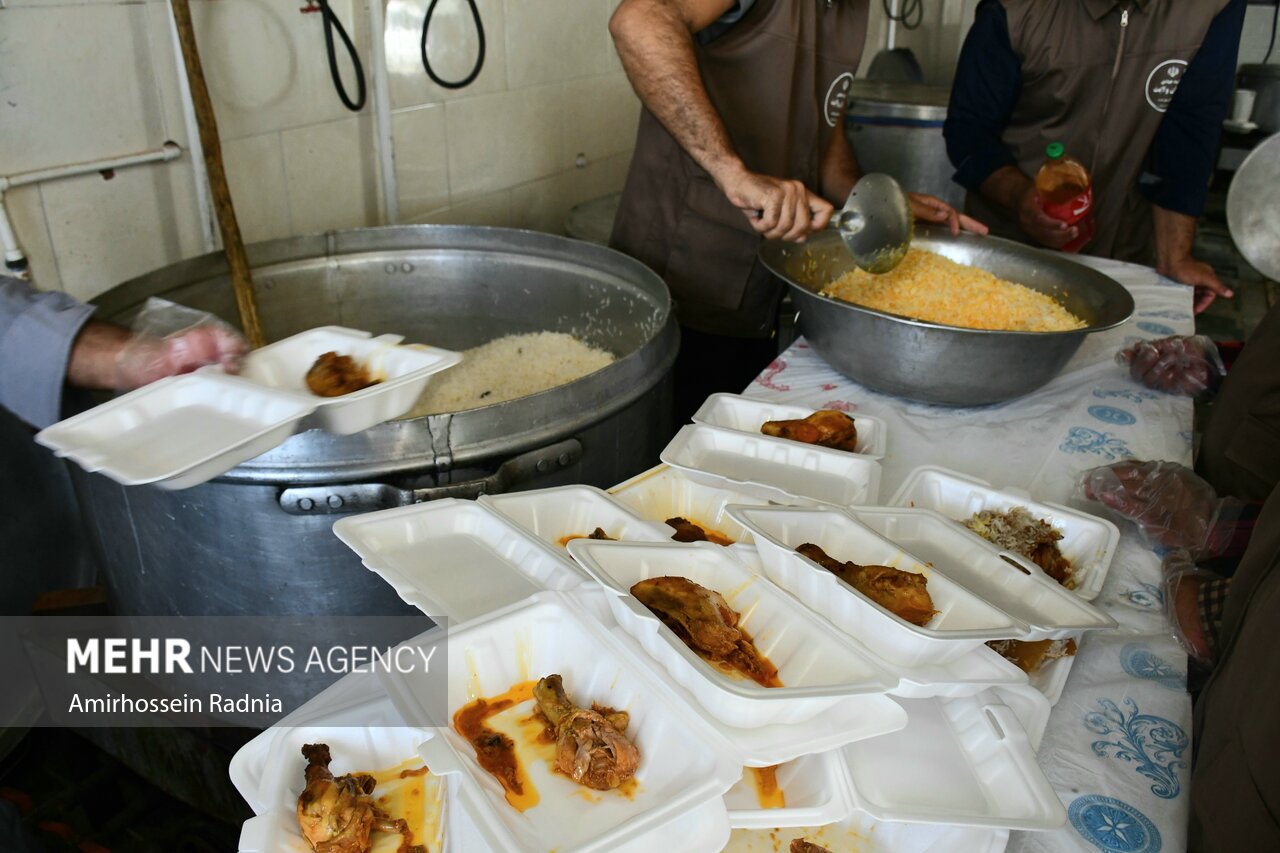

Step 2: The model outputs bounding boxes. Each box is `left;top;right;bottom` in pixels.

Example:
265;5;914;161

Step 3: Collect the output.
742;256;1194;853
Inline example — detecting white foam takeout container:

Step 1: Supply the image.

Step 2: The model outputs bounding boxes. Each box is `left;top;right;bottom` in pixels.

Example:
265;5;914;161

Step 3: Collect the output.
239;325;461;435
722;812;1009;853
851;507;1117;640
724;751;855;831
333;498;593;624
565;539;897;729
36;326;460;490
609;464;764;546
378;592;742;853
692;393;887;458
36;371;315;490
332;506;909;767
842;691;1066;831
729;505;1023;667
661;423;882;507
479;485;671;550
572;583;908;767
891;465;1120;601
232;672;449;853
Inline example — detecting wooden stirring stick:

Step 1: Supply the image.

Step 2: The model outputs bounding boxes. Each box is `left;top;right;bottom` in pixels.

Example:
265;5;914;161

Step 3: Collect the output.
169;0;266;349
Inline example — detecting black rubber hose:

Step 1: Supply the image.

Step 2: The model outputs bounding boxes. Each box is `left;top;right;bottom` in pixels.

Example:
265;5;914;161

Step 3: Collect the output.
881;0;924;31
1264;0;1279;65
420;0;486;90
316;0;367;111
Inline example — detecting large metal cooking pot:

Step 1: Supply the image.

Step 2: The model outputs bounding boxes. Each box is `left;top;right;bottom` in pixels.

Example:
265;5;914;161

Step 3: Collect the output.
71;226;677;618
759;227;1134;406
844;82;963;209
1227;132;1280;281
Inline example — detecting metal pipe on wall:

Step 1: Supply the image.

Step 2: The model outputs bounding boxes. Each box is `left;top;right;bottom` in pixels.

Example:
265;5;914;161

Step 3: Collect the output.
0;143;184;273
167;1;219;254
369;0;401;224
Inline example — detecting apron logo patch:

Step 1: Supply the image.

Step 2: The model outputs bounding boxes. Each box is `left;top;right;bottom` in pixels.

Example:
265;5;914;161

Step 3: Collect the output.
824;72;855;127
1145;59;1187;113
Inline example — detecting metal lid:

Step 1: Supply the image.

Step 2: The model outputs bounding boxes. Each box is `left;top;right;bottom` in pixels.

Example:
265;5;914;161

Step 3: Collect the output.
846;81;949;122
1227;132;1280;281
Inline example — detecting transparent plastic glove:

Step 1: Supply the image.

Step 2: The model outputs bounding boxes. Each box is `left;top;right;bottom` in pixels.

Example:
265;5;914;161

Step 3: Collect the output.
114;298;247;390
1161;548;1220;666
1116;334;1225;399
1080;460;1246;559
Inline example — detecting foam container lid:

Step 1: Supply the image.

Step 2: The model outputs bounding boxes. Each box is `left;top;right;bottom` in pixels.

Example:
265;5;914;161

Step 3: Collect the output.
851;506;1116;639
722;812;1009;853
843;692;1067;830
378;591;742;853
240;325;461;435
889;643;1029;700
479;484;671;550
36;371;315;490
691;393;887;458
609;464;764;546
333;498;593;624
661;423;882;507
724;750;856;830
890;465;1120;601
728;504;1023;667
566;539;897;728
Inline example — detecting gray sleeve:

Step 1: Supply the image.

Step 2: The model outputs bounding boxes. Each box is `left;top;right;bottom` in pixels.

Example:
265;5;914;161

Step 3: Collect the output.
0;276;95;428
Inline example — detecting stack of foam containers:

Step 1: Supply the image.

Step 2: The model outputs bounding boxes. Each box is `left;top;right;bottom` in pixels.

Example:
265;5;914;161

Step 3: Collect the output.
232;392;1125;851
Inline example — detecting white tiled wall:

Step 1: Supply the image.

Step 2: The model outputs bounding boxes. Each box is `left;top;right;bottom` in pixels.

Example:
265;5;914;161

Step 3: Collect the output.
0;0;641;300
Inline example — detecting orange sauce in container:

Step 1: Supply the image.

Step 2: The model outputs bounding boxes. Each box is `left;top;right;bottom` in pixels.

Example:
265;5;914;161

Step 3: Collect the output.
453;681;541;811
749;765;787;810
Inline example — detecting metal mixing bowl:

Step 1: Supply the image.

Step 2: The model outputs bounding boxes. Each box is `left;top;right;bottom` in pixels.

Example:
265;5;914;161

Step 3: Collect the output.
759;226;1134;405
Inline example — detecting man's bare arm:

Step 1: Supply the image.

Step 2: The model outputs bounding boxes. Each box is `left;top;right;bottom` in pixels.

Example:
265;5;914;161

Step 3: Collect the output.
1153;205;1232;314
610;0;832;240
979;165;1076;248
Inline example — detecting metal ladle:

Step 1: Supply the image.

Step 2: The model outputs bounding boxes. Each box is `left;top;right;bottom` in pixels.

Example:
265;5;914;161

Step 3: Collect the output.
831;173;913;274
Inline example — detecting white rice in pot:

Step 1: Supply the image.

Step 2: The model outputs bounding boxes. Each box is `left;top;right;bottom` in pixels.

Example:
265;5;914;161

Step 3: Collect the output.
403;331;615;416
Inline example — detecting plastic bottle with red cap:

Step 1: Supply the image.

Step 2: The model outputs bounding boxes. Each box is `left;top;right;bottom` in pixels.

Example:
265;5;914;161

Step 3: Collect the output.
1035;142;1094;253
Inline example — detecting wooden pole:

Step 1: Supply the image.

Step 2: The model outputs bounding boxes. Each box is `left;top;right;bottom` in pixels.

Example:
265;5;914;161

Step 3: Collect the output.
169;0;265;349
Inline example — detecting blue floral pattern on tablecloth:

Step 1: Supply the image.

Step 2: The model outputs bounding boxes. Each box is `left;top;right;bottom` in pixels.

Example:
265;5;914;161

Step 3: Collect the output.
1093;388;1158;404
1136;321;1176;336
1069;795;1162;852
1120;582;1164;610
1089;405;1137;426
1120;644;1185;691
1085;697;1188;798
1061;427;1132;460
1138;310;1192;322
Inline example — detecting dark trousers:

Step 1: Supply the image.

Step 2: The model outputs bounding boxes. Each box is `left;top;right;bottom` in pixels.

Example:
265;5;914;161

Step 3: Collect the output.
671;326;779;430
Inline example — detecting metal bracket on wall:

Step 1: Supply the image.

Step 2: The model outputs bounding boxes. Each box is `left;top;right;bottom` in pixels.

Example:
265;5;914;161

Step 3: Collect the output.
277;437;584;514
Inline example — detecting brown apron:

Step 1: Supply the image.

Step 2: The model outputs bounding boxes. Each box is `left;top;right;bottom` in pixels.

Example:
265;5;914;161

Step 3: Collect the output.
966;0;1227;263
1190;483;1280;850
610;0;870;338
1197;300;1280;502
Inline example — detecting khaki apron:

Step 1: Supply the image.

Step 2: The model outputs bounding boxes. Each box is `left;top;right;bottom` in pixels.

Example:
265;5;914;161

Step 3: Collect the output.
966;0;1227;263
610;0;870;337
1190;483;1280;850
1197;300;1280;502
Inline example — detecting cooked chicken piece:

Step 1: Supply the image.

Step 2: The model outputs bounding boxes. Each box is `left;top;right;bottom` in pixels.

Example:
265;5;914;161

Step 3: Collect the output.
533;674;640;791
297;743;423;853
790;840;833;853
631;576;782;687
306;352;379;397
797;543;937;627
665;517;733;545
761;409;859;451
987;638;1077;673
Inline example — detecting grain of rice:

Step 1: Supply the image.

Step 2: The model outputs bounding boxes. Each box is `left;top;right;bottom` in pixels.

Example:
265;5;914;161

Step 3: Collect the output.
821;248;1086;332
403;332;615;416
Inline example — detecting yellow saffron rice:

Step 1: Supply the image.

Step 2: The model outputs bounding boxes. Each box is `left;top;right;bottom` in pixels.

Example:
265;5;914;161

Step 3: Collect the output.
821;248;1086;332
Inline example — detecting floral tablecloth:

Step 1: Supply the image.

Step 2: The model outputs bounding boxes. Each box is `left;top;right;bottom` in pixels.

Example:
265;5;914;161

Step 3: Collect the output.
743;256;1194;853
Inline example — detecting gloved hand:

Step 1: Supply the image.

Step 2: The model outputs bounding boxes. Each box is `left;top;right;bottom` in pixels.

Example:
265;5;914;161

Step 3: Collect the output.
1161;548;1220;666
1080;460;1245;559
1116;334;1225;399
114;325;247;389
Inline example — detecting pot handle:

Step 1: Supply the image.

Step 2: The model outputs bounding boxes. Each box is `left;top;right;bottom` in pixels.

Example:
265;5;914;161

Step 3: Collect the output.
277;437;583;515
